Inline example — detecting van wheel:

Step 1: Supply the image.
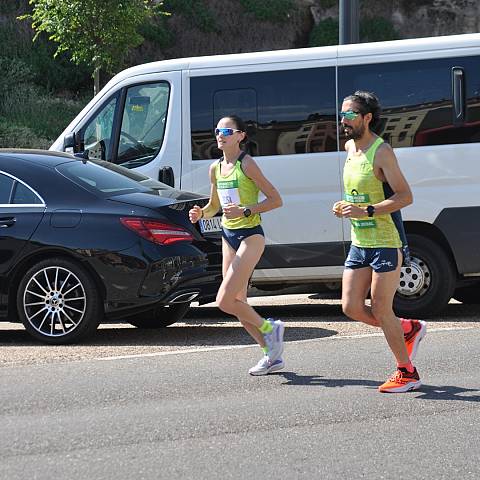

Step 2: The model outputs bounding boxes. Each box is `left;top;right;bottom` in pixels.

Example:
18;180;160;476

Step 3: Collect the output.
394;234;456;318
453;284;480;304
16;258;102;344
129;303;191;329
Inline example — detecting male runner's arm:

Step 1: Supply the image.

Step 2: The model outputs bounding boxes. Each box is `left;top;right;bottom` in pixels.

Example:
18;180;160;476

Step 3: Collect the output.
222;155;282;219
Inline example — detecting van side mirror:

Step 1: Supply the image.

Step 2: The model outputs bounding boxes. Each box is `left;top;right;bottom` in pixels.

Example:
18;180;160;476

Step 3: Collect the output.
64;132;76;151
159;166;175;187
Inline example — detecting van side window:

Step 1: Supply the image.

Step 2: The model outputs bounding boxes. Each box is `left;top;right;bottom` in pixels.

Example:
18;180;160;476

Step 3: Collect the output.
81;93;119;161
339;56;480;148
116;82;170;168
191;67;337;160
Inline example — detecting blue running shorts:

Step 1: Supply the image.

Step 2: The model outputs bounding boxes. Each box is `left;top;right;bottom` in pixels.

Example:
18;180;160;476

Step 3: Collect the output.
345;245;400;273
221;225;264;251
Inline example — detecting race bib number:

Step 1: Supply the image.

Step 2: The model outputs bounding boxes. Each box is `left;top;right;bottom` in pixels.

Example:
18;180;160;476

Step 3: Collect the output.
217;179;241;207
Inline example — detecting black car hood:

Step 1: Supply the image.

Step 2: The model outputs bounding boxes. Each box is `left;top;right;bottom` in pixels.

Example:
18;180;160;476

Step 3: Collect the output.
107;189;208;210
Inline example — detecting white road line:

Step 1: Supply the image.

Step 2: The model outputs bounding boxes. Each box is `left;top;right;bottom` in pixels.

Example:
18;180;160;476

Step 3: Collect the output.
97;326;474;361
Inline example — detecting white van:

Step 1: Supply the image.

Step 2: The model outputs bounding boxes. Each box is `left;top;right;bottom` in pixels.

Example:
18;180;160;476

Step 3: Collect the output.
51;33;480;318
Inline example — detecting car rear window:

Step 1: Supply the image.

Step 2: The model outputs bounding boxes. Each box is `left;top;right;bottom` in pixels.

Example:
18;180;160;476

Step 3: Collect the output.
56;160;170;197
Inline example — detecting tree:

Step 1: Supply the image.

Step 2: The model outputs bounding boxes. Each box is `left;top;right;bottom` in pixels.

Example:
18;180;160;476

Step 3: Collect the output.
21;0;167;95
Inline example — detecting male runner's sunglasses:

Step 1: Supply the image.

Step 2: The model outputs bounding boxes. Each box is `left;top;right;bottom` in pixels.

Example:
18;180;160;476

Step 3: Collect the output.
214;127;243;136
339;110;361;120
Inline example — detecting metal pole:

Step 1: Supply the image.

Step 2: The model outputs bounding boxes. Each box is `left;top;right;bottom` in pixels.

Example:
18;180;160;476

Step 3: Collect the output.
339;0;360;45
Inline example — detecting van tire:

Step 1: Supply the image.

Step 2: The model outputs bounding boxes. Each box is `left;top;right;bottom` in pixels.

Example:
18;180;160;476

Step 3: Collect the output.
128;303;191;329
394;234;456;318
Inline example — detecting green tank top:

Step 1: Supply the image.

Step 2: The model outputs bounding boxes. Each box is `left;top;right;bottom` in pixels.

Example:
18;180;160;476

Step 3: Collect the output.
215;152;261;229
343;137;402;248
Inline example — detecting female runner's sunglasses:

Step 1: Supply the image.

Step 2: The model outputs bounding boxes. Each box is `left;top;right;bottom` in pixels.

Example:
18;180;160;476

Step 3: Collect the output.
339;110;361;120
214;128;243;136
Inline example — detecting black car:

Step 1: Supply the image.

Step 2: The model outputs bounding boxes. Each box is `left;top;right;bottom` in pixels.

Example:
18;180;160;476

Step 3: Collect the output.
0;149;221;344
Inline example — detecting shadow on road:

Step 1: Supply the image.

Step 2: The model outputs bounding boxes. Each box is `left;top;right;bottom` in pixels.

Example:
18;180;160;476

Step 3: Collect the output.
0;301;476;346
277;372;480;402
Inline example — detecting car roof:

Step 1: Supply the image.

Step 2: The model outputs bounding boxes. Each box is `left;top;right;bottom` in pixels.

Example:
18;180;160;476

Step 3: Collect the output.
0;149;76;167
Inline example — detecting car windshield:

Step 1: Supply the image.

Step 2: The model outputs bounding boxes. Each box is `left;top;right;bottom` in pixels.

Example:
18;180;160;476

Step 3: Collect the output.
56;160;172;197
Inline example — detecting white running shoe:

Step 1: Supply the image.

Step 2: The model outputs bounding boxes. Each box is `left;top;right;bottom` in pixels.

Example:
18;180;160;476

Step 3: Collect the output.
249;356;285;376
263;319;285;362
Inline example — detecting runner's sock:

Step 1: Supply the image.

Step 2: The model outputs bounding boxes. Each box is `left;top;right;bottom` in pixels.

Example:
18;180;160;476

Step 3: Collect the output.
397;361;415;373
262;346;269;355
259;319;273;334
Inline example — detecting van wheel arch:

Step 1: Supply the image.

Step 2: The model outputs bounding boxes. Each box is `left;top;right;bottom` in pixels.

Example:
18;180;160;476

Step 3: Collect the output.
394;232;457;318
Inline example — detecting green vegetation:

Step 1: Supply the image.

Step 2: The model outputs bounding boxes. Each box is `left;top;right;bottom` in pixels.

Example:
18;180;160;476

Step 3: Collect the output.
0;24;89;148
22;0;160;79
360;17;398;43
163;0;218;32
319;0;337;8
240;0;296;23
309;16;399;47
138;16;173;49
309;18;338;47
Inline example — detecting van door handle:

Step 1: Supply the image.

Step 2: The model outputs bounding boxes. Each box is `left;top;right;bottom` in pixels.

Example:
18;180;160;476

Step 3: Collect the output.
159;166;175;187
0;217;16;227
452;67;465;126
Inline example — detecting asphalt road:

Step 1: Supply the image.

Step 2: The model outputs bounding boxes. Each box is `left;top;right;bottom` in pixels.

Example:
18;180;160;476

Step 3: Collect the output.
1;314;479;479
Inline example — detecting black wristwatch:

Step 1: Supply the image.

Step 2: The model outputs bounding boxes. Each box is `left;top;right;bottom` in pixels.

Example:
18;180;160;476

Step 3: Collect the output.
366;205;375;217
243;207;252;218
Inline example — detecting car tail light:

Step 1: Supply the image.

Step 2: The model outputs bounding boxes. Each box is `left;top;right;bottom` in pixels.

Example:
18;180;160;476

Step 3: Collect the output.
120;218;194;245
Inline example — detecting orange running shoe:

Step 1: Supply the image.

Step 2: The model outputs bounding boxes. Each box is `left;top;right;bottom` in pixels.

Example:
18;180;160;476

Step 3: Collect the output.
404;319;427;361
379;367;421;393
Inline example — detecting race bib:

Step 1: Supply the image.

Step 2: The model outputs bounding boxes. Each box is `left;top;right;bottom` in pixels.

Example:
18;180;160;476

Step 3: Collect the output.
351;219;377;228
217;179;241;207
345;192;371;204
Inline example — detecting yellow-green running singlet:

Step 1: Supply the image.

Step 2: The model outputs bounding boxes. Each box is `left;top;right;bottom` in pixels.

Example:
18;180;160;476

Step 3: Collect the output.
343;137;402;248
215;152;261;229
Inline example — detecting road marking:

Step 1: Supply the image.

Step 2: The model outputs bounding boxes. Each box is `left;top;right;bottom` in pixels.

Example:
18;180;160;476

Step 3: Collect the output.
97;326;474;361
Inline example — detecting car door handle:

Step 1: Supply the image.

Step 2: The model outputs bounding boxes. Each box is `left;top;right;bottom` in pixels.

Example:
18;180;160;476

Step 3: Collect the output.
0;217;16;227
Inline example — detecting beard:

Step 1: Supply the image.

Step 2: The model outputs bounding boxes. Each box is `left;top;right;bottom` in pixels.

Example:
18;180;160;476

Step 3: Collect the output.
343;123;365;140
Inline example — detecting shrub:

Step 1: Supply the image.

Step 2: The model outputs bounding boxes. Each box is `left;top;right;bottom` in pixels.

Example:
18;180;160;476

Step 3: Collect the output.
138;17;172;49
360;17;398;42
309;18;338;47
0;23;91;94
163;0;218;32
0;117;50;149
319;0;337;8
240;0;296;23
309;16;399;47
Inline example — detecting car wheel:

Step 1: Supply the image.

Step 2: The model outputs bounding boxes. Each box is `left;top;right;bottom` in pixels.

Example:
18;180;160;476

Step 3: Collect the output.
16;258;102;344
453;284;480;304
394;234;456;318
129;303;191;329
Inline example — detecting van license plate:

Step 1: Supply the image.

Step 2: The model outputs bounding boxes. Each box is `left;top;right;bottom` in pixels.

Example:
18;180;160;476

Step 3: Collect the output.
199;216;222;233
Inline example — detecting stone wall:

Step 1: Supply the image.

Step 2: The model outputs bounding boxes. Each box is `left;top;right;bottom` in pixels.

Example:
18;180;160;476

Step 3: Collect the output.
309;0;480;39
